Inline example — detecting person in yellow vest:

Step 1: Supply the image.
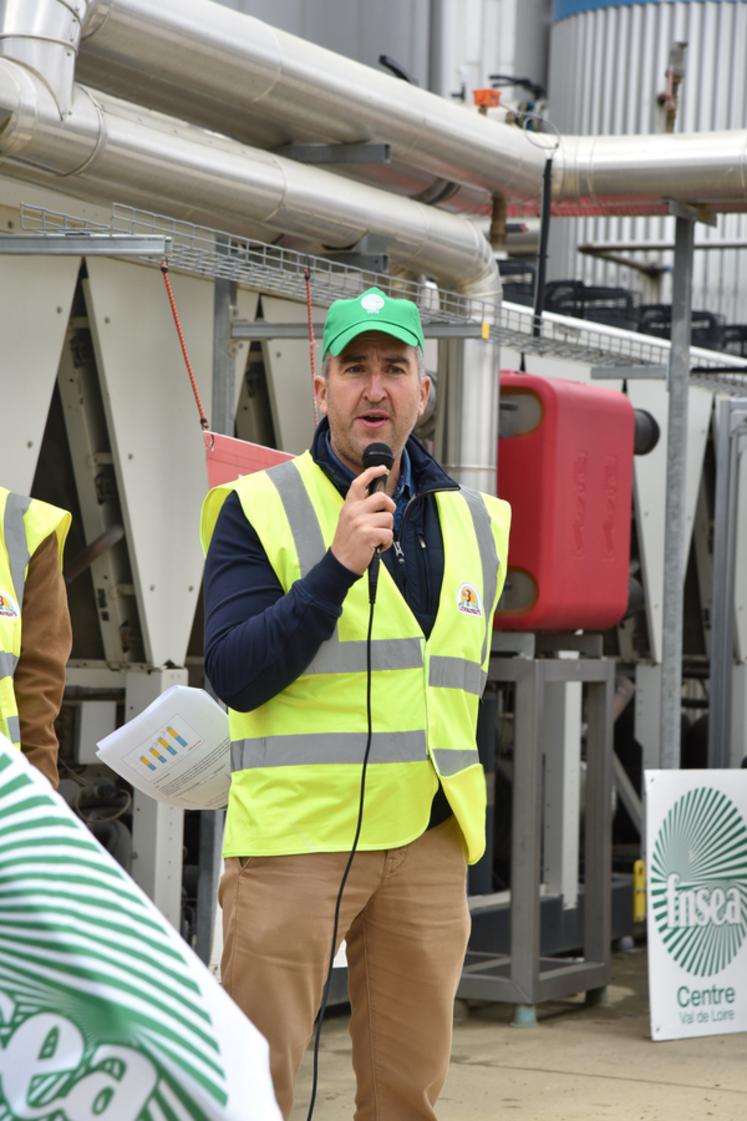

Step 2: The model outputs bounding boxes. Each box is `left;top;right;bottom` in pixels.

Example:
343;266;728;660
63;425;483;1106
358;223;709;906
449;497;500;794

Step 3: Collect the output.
201;288;510;1120
0;487;72;786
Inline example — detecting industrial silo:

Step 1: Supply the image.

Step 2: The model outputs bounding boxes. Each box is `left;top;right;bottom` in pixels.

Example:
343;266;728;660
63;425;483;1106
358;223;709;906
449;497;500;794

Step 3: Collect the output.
548;0;747;341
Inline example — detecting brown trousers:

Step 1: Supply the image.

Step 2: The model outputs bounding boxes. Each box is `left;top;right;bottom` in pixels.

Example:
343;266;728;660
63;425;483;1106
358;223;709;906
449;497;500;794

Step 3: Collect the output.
219;816;470;1120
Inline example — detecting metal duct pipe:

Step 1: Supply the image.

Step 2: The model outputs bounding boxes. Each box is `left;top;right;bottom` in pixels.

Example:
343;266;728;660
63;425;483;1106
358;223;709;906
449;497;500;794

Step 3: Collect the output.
75;0;544;203
0;0;84;118
442;335;500;494
74;0;747;216
0;60;500;297
1;5;505;494
553;132;747;215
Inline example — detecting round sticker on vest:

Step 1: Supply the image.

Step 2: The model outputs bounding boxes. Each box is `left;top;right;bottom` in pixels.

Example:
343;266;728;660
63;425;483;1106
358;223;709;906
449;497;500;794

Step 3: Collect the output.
457;583;482;617
0;591;20;619
360;292;385;314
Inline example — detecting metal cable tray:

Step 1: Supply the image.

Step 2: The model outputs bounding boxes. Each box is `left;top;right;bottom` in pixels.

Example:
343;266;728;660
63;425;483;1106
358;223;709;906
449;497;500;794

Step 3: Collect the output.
19;202;747;374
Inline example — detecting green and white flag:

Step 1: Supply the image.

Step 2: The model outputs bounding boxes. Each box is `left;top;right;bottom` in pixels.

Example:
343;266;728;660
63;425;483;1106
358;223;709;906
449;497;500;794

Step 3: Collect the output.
0;737;281;1121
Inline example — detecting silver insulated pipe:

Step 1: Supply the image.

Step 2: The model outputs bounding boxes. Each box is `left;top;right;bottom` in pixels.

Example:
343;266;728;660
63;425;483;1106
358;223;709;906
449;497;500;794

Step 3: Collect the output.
0;60;502;295
75;0;544;205
0;42;502;491
0;0;84;117
74;0;747;215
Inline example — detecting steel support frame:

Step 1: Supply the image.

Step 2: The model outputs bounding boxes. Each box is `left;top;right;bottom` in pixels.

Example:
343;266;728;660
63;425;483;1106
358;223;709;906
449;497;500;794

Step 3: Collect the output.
190;279;238;963
658;204;717;767
459;654;614;1006
212;270;238;436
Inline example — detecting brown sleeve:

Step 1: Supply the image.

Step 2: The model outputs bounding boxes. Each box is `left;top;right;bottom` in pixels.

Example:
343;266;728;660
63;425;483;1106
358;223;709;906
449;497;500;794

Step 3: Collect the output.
15;532;72;788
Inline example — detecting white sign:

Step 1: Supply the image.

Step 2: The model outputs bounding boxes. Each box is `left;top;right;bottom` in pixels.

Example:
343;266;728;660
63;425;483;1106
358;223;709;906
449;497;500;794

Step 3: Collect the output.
0;737;281;1121
645;769;747;1041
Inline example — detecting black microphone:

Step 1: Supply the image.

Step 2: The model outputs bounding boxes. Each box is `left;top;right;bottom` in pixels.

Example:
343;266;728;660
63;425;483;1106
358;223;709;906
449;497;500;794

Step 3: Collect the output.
362;441;394;493
362;442;394;603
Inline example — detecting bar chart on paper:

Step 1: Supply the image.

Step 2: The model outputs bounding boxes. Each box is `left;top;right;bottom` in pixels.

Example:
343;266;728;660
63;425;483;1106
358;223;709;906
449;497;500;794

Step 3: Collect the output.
139;721;194;771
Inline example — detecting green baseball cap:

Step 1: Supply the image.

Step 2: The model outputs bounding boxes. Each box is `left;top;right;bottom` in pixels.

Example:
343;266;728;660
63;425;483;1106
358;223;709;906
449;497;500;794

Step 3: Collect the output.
321;287;425;357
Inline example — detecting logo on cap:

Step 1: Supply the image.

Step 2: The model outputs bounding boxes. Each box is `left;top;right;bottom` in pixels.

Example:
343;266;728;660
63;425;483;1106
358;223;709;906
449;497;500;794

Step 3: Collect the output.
457;583;482;617
360;292;385;314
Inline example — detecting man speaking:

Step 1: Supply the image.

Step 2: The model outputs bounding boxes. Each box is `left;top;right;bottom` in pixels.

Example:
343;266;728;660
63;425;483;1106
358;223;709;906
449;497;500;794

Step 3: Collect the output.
201;287;511;1120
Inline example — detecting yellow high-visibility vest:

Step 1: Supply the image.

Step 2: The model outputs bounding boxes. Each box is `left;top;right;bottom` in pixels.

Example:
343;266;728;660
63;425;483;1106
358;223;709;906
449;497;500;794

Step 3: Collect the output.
201;452;510;863
0;488;71;749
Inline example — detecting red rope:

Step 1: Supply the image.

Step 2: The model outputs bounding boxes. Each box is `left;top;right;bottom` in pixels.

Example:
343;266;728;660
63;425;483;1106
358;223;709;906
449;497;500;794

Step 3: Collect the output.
304;267;320;427
160;260;209;430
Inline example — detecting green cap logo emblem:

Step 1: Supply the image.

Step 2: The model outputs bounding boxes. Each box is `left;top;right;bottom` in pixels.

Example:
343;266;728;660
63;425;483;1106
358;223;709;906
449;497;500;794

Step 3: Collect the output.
650;786;747;976
360;292;385;313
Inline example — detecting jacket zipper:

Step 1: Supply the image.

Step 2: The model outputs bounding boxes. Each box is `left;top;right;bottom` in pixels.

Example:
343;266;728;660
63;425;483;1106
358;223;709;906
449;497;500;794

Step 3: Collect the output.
393;483;458;601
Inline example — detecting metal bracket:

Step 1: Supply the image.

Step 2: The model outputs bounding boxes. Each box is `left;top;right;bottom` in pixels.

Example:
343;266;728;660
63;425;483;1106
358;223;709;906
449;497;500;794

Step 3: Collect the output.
0;233;171;256
665;199;718;228
273;142;391;165
324;233;390;273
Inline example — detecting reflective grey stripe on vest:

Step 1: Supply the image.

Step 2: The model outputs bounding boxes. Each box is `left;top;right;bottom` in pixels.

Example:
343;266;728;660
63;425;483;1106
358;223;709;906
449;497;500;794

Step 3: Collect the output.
231;730;427;770
4;715;20;744
429;655;486;696
459;488;499;665
431;748;480;776
0;651;19;678
268;459;325;577
4;493;31;605
306;636;423;675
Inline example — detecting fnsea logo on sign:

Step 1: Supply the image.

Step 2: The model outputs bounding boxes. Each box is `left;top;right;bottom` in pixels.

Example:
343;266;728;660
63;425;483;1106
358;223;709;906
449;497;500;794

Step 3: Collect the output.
646;772;747;1041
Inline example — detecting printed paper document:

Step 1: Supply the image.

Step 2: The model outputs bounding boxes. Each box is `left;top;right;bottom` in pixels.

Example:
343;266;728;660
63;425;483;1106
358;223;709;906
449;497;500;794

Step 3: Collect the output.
96;684;230;809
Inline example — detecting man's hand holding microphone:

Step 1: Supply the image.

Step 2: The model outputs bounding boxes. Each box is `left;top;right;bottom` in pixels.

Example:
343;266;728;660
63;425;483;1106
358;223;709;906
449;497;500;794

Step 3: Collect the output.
330;443;394;601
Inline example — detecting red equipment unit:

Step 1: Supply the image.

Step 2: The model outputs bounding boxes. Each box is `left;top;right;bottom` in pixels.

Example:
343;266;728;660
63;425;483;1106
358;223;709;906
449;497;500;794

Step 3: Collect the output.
204;431;292;488
496;371;634;631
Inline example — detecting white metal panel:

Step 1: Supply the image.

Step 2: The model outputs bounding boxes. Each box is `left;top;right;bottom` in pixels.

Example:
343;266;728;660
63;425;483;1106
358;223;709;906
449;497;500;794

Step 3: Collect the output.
229;288;260;415
630;381;666;663
628;381;712;663
732;665;747;766
713;391;747;665
0;252;79;493
683;387;714;545
260;295;323;455
635;661;662;770
84;258;216;668
541;674;582;910
499;347;593;383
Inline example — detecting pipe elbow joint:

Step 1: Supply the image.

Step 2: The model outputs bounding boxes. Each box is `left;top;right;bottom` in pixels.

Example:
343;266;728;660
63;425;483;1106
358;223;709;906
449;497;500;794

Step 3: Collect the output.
0;60;102;177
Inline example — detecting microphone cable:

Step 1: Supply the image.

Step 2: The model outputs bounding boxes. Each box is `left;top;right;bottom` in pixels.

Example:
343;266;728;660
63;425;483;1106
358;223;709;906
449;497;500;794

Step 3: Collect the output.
305;579;376;1121
305;443;393;1121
